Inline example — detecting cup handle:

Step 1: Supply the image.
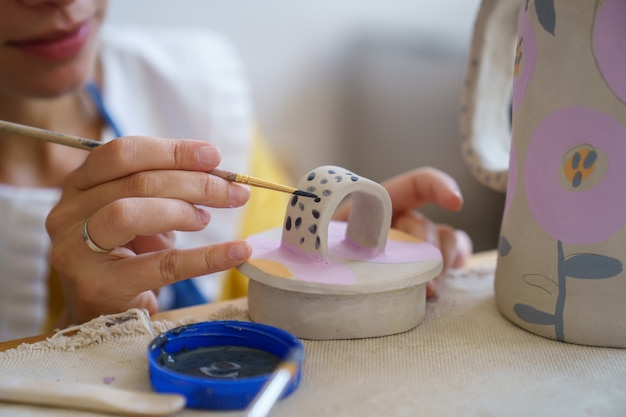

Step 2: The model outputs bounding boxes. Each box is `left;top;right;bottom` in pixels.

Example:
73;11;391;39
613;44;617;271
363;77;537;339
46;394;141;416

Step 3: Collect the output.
281;165;392;258
460;0;522;192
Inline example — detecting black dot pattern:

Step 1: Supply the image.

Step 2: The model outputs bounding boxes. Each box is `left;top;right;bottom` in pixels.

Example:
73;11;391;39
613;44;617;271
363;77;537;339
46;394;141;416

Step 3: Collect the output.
458;51;508;193
282;166;363;254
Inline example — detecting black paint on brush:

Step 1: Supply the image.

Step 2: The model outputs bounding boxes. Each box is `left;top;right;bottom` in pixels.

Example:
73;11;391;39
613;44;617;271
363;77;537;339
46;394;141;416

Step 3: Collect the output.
293;189;320;201
79;138;103;149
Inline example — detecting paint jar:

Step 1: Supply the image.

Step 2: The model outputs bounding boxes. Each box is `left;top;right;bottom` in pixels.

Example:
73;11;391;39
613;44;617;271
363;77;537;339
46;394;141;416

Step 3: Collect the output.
147;321;304;410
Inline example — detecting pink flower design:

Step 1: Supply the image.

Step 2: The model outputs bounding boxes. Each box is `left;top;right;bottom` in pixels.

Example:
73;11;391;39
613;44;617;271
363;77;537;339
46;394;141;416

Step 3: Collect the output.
593;0;626;104
524;107;626;244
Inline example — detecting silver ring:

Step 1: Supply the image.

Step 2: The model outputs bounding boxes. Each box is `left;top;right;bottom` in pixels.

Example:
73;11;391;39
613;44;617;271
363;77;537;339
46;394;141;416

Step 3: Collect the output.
81;218;112;254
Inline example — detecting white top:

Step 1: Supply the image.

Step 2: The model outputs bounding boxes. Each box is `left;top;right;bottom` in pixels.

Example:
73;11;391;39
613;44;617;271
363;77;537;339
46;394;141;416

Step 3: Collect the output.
0;26;254;341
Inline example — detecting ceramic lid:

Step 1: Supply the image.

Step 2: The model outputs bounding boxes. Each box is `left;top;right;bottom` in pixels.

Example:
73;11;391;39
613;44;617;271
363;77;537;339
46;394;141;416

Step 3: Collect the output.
238;166;443;295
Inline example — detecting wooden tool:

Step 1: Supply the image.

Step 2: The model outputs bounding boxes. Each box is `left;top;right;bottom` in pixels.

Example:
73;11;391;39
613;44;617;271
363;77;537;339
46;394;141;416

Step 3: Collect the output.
0;375;185;416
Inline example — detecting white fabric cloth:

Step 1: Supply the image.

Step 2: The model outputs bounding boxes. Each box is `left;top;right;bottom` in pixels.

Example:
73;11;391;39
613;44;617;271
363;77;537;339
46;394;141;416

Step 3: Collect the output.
0;26;254;342
1;265;625;417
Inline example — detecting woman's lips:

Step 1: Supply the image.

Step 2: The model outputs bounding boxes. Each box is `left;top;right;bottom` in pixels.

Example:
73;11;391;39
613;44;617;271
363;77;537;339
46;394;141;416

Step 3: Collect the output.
6;21;92;61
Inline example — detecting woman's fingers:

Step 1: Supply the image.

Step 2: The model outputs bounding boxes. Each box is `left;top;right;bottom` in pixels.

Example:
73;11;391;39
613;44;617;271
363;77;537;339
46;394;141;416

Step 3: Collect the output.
130;232;176;254
46;137;251;258
327;167;473;299
382;166;464;217
76;169;249;216
89;242;251;299
50;230;252;325
65;168;250;216
394;212;472;270
392;211;439;248
44;137;259;327
446;229;473;270
333;166;464;222
54;241;251;324
123;241;251;294
65;136;251;215
81;198;213;251
71;137;224;189
393;211;473;297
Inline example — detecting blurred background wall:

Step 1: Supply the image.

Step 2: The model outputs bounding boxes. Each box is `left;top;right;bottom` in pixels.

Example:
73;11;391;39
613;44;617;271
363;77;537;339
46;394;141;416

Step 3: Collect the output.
106;0;505;251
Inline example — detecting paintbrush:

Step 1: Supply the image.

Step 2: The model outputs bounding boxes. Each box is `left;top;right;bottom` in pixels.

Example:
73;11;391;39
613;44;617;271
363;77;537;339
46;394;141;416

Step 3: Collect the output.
0;119;318;199
245;347;303;417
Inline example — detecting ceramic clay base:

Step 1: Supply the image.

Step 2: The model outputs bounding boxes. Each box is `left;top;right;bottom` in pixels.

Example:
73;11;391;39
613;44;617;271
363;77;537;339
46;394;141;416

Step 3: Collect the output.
247;279;427;340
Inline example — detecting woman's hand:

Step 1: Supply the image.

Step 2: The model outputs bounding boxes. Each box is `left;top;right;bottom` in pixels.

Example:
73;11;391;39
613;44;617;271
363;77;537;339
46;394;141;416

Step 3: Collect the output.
45;136;252;328
334;167;473;297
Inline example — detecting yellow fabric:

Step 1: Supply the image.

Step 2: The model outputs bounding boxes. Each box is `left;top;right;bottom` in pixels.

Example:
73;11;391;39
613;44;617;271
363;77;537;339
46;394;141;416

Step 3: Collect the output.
219;132;290;300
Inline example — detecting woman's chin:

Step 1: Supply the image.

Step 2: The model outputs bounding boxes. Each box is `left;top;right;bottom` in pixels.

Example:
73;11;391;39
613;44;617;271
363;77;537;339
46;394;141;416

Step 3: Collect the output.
5;62;94;99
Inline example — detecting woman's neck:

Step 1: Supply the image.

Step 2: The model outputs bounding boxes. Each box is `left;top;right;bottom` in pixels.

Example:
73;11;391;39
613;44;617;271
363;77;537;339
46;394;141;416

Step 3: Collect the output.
0;90;103;188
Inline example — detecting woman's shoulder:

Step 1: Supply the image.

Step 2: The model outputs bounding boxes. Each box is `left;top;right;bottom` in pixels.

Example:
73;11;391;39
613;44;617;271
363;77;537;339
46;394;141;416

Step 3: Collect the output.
97;25;253;140
99;25;247;81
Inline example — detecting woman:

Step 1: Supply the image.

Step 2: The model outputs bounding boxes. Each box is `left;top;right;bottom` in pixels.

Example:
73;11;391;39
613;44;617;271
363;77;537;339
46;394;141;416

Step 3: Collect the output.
0;0;471;341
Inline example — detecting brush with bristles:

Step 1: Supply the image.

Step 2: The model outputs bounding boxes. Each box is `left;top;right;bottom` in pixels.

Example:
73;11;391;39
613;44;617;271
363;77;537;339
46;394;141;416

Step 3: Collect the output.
0;119;318;199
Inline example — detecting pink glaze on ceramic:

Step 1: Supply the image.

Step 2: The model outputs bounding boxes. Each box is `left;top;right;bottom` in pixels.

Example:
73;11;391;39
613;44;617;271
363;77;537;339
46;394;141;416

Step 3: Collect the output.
247;221;441;285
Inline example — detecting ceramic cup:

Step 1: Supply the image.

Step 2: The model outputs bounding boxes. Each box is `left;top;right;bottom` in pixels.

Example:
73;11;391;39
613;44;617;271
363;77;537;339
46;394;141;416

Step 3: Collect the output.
460;0;626;347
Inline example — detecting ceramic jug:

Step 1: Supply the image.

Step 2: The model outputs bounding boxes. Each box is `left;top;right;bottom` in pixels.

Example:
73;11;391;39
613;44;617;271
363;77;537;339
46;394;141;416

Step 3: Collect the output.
460;0;626;347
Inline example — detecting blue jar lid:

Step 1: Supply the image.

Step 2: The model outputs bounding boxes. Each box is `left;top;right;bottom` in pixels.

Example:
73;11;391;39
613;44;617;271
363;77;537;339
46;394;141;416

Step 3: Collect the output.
147;320;304;410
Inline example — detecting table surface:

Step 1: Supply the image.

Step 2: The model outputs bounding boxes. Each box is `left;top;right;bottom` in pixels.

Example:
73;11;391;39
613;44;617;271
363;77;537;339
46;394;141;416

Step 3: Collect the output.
0;251;496;352
2;249;626;417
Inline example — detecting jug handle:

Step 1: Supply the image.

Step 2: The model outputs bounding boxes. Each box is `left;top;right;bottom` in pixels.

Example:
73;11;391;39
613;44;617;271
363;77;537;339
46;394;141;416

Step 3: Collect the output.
459;0;522;192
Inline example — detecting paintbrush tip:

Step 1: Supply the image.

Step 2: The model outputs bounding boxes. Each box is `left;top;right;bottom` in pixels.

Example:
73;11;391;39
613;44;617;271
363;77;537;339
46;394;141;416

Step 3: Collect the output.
293;190;320;201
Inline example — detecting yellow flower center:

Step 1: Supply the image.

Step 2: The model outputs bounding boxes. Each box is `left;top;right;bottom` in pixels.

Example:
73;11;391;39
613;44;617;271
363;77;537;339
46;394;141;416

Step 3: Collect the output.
563;147;597;188
514;36;524;77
